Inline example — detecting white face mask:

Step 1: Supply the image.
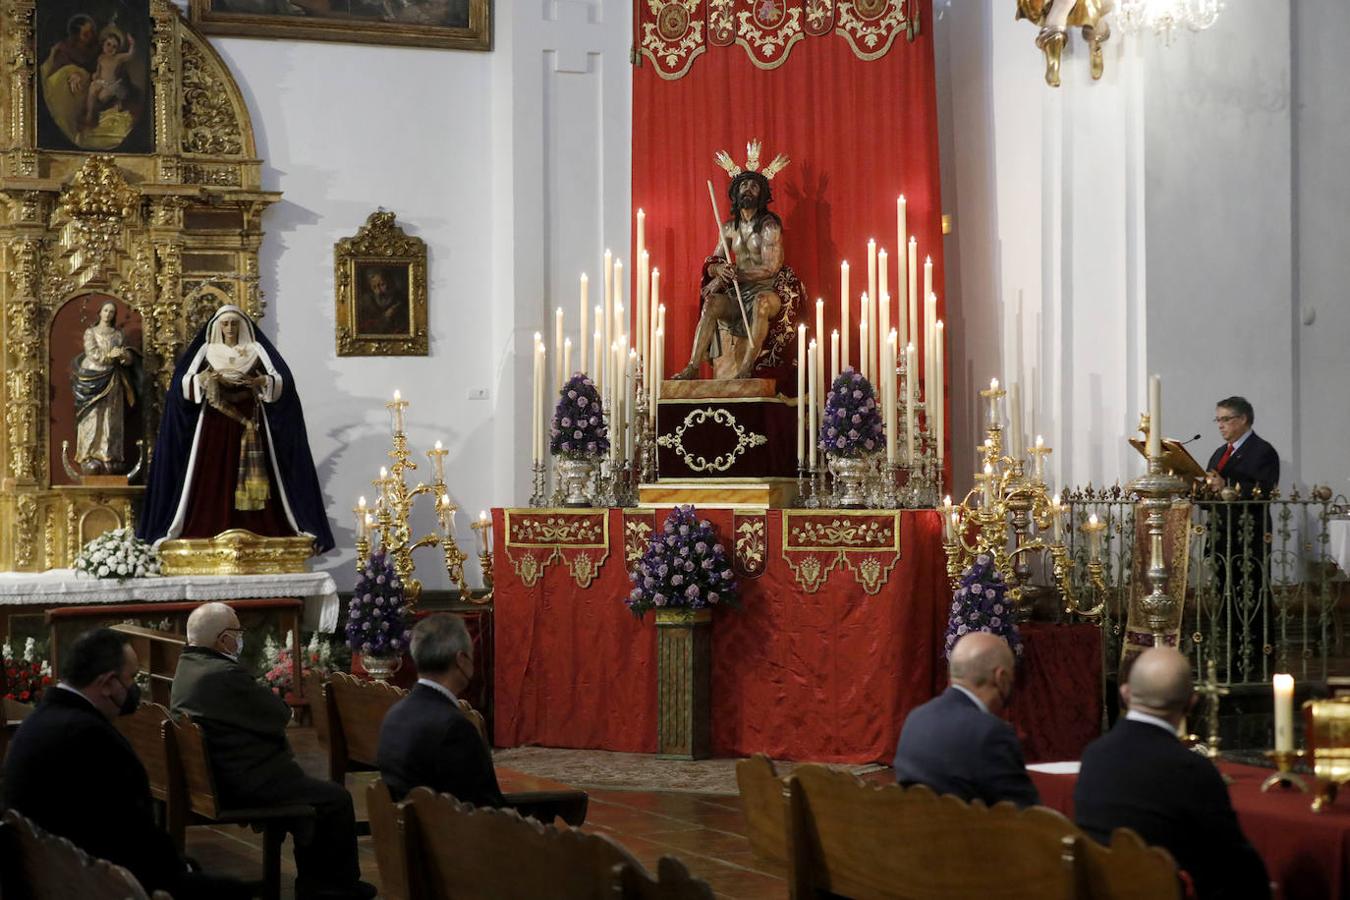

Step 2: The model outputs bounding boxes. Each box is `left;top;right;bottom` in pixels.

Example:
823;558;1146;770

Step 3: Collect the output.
231;634;245;659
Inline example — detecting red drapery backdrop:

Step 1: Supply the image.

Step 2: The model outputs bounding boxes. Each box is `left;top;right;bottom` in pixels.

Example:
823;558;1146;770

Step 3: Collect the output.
633;1;948;455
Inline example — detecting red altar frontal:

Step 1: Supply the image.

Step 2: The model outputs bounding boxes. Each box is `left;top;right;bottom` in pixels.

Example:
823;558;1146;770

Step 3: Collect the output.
491;507;1102;764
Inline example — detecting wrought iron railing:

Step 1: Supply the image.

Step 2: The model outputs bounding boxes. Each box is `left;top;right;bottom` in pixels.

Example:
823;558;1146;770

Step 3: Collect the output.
1060;486;1346;688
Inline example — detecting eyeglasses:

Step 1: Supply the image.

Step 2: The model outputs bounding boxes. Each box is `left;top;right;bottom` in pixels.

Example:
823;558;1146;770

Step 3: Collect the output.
216;627;243;639
1214;415;1240;424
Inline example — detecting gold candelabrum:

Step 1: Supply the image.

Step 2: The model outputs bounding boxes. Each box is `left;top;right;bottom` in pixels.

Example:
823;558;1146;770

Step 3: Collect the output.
1126;413;1187;646
942;381;1105;617
353;392;482;604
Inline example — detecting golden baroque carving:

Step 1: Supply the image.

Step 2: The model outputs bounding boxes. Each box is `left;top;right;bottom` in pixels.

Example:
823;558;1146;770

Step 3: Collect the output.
50;156;141;291
14;495;37;568
180;38;243;155
334;210;428;357
656;407;768;473
43;506;56;569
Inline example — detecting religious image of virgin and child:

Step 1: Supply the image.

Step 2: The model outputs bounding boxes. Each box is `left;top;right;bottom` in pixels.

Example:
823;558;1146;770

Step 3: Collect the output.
39;10;148;151
138;306;335;554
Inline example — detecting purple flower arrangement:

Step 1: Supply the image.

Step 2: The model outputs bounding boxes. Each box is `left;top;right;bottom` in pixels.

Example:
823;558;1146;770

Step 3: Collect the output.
551;372;610;460
627;505;740;619
345;549;411;657
944;553;1022;659
819;368;885;458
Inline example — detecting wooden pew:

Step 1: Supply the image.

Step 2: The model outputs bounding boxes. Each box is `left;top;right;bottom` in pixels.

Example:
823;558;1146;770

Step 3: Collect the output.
367;779;416;900
735;754;789;866
404;786;707;900
324;671;408;783
0;808;172;900
616;857;717;900
1072;829;1183;900
114;702;186;849
787;765;1078;900
0;697;34;764
173;717;315;900
111;624;185;707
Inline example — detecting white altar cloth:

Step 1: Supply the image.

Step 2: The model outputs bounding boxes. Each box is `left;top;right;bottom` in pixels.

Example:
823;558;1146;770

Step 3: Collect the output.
0;570;340;632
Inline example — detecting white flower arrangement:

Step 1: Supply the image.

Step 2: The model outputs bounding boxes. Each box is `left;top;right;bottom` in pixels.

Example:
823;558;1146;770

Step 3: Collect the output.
73;527;161;580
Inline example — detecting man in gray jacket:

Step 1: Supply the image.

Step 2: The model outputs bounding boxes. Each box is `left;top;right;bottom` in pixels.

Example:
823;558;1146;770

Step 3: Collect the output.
171;602;373;900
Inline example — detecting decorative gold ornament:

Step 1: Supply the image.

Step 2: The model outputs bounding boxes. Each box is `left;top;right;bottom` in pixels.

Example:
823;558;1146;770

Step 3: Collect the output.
713;139;790;181
334;211;429;357
656;407;768;473
502;508;611;589
782;510;901;595
158;529;315;576
1016;0;1112;88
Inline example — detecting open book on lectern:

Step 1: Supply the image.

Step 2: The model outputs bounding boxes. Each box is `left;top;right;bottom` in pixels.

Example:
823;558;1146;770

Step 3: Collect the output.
1127;438;1208;482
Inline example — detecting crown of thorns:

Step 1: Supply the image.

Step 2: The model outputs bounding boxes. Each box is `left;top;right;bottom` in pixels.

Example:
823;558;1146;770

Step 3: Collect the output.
714;139;790;180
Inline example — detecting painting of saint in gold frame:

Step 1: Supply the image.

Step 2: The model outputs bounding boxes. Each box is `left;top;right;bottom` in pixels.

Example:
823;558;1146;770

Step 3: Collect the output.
336;211;428;357
189;0;489;50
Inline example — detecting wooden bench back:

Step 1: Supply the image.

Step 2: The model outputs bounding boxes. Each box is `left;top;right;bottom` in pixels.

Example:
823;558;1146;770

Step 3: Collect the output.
788;765;1078;900
171;717;222;819
368;779;414;900
1073;829;1181;900
0;809;167;900
616;856;716;900
114;702;177;802
405;786;639;900
735;754;788;865
326;671;407;768
111;624;186;707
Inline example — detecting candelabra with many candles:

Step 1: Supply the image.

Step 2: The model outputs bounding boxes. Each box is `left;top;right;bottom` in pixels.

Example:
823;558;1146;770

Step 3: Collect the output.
353;390;493;603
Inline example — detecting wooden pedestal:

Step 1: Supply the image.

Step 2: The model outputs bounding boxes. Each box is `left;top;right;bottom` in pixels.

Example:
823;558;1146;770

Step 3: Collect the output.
656;608;712;759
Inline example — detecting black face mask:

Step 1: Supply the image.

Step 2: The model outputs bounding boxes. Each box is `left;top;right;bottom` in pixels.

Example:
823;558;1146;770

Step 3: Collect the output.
117;678;141;716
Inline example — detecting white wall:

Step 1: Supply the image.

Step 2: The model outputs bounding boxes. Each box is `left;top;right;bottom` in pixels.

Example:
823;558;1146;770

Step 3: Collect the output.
193;0;632;590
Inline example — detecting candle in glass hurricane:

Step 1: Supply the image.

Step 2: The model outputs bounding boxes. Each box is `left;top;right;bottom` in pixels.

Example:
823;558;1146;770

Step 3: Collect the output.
439;492;456;538
984;378;1002;427
428;440;447;485
1051;493;1064;541
355;496;368;539
1273;674;1294;752
388;389;406;434
1085;513;1104;562
982;463;995;506
475;510;490;555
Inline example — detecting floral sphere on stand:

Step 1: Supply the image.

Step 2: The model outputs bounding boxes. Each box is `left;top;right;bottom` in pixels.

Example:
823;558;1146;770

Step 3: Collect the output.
627;505;740;618
345;549;411;658
819;368;884;457
73;527;160;580
550;373;610;459
945;553;1022;659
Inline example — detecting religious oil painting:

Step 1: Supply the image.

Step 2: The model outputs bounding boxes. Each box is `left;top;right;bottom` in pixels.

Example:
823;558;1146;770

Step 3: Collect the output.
335;211;428;357
189;0;490;49
36;0;154;153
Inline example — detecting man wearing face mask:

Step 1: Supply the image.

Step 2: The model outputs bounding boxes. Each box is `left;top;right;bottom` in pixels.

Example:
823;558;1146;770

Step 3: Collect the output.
892;631;1040;808
171;603;373;900
2;628;246;897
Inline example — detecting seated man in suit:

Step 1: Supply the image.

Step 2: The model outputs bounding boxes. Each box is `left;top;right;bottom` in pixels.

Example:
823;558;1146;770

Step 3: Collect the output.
170;603;374;900
2;628;245;899
1075;647;1270;899
377;613;587;822
892;631;1039;807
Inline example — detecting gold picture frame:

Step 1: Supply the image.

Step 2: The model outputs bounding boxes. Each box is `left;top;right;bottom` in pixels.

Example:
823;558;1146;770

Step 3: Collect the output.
336;211;428;357
189;0;490;50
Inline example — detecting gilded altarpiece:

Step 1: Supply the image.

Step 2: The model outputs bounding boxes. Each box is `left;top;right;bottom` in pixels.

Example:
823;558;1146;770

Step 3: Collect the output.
0;0;278;570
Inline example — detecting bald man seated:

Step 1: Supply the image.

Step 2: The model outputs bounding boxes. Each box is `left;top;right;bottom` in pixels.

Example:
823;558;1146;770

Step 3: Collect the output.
171;603;375;900
1075;648;1270;900
892;632;1039;808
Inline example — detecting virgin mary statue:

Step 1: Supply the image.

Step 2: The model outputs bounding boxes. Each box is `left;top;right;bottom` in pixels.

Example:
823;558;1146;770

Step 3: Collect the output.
138;305;335;553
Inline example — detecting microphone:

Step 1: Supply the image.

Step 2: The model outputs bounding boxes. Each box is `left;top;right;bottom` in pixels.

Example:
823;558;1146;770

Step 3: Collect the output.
1178;433;1203;446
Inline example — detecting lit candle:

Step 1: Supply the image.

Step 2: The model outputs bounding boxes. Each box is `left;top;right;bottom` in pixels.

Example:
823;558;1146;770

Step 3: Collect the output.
378;466;389;510
934;320;945;462
554;307;565;393
1051;493;1064;541
982;463;995;506
950;511;960;543
897;196;908;348
650;268;661;380
579;274;589;377
830;329;840;385
1086;513;1103;561
923;255;933;315
1034;434;1047;482
476;509;490;555
429;439;446;484
797;324;807;468
808;339;819;471
906;343;917;463
1273;673;1295;752
355;496;368;539
439;492;455;538
389;389;405;434
563;337;572;378
840;261;851;372
859;316;869;383
987;378;1001;427
941;495;953;540
924;291;937;412
652;327;664;417
532;339;544;463
907;238;919;361
1147;373;1163;459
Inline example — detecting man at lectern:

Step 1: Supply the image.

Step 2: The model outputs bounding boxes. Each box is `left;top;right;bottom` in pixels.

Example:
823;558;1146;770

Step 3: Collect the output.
1202;396;1279;679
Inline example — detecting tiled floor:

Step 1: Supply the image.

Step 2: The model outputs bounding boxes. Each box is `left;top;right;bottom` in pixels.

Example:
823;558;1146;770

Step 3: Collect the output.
183;726;799;899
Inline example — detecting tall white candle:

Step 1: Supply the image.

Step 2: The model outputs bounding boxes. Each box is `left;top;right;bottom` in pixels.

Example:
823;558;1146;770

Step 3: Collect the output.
815;298;825;364
797;324;807;467
1009;381;1024;462
988;377;1001;427
532;336;543;463
923;255;933;314
840;261;851;372
830;329;840;385
983;463;995;506
867;239;878;328
579;274;589;378
878;250;889;356
859;316;869;383
650;268;661;379
907;237;918;358
1273;673;1295;752
808;340;819;470
636;208;646;260
564;337;572;378
934;321;945;462
906;343;917;463
1148;373;1163;458
924;291;937;407
612;259;624;391
1051;493;1064;541
625;349;637;460
592;326;602;388
637;249;649;365
554;307;565;393
885;330;898;464
603;250;613;396
652;327;664;416
896;196;908;348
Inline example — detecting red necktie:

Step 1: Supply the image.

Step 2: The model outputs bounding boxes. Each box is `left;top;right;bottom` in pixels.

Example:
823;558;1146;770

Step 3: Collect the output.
1216;444;1234;472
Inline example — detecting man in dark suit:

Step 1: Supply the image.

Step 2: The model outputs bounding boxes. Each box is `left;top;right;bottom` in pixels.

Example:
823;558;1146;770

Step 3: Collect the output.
377;614;587;822
1203;396;1280;677
1075;647;1270;899
892;631;1039;807
170;603;374;900
2;628;245;898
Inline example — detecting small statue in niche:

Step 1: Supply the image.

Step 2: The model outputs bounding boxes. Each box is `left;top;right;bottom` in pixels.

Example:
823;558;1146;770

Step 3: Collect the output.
71;300;137;475
673;141;802;381
137;304;335;554
1016;0;1112;87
